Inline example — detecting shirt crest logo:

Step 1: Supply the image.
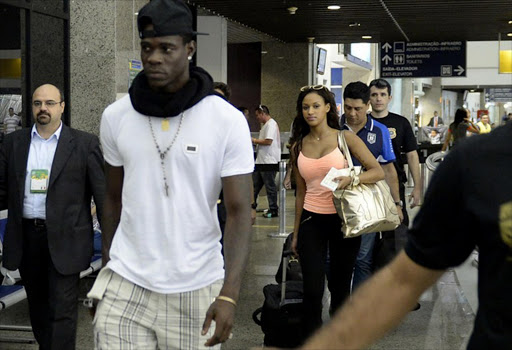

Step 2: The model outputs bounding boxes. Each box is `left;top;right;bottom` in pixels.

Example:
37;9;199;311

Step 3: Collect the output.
367;132;376;144
388;127;397;139
499;201;512;253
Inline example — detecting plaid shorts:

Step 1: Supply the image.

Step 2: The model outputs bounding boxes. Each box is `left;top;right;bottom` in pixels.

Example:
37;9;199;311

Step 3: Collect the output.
91;269;223;349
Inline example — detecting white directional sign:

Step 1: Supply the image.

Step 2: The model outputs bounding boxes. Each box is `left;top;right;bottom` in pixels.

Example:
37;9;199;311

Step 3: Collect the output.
380;41;467;78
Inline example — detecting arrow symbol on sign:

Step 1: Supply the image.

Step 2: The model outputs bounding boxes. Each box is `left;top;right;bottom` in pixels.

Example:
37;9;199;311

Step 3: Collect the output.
382;43;392;53
382;55;392;64
454;65;465;76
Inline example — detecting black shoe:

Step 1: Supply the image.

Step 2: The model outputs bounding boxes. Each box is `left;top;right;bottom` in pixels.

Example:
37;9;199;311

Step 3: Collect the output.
412;302;421;311
263;211;278;218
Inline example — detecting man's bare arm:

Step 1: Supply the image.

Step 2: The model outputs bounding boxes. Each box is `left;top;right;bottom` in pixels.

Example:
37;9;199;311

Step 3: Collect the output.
101;163;123;266
252;138;273;146
203;173;253;346
219;173;253;300
300;251;444;349
406;150;422;208
382;163;403;221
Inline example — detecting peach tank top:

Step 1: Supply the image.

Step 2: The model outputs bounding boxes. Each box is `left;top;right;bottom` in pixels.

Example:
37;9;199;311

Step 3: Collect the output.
297;147;347;214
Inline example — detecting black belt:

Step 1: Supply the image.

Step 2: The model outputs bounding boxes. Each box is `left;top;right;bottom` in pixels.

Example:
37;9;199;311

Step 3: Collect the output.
22;218;46;227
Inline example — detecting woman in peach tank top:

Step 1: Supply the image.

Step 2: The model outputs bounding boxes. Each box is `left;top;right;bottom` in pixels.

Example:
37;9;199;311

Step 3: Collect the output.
289;85;384;340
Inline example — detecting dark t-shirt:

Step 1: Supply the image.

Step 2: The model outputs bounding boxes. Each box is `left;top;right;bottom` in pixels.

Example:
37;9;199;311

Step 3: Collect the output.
371;112;417;183
405;123;512;349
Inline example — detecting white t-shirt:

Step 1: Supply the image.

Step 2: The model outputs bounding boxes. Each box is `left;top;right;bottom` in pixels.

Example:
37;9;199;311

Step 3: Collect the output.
100;94;254;294
255;118;281;164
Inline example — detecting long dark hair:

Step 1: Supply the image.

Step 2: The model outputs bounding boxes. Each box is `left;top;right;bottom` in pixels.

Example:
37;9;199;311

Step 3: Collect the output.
451;108;467;129
290;87;340;166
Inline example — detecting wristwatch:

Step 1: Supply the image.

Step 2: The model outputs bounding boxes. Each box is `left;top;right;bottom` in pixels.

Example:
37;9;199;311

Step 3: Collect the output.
395;200;404;208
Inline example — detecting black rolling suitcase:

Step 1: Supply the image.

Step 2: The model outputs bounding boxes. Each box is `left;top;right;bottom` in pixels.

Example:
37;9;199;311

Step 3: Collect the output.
252;236;305;348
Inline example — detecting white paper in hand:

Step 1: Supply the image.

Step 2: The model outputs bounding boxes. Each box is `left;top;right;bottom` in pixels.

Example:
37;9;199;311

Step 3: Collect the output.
320;167;351;192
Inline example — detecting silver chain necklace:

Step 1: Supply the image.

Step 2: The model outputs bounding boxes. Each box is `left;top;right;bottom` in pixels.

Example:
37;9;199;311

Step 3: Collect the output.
147;113;184;196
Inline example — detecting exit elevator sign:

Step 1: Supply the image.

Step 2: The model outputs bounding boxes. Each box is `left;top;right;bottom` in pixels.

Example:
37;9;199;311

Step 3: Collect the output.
380;41;466;78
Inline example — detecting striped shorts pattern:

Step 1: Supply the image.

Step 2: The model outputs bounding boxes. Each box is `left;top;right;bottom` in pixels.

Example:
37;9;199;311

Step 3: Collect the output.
93;270;223;349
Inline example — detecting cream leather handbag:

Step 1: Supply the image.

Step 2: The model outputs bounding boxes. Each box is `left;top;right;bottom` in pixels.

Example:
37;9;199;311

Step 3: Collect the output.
333;131;400;238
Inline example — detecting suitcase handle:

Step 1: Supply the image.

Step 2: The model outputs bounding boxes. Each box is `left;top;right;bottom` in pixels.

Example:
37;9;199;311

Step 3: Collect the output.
252;307;263;326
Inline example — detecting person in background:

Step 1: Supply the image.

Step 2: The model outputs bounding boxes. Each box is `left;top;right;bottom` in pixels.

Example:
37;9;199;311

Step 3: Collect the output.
284;119;297;191
501;112;512;125
87;0;254;348
0;84;105;350
289;84;384;341
427;111;443;127
3;107;21;134
213;81;231;101
422;110;447;142
238;106;249;120
368;78;422;310
369;78;421;227
476;114;492;134
442;108;479;151
339;81;402;289
288;121;512;350
252;104;281;218
429;129;441;144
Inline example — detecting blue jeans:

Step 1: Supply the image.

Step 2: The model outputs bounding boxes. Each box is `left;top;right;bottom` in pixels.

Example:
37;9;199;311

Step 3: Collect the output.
352;232;377;290
252;170;278;212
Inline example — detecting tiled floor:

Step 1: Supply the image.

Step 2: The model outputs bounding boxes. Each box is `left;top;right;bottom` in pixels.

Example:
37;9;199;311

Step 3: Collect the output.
0;187;477;349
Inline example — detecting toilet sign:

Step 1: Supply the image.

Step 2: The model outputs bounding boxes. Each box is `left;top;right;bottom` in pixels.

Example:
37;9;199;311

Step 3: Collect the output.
380;41;466;78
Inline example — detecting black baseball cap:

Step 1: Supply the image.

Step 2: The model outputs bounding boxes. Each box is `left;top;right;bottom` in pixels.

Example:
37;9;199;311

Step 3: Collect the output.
137;0;207;39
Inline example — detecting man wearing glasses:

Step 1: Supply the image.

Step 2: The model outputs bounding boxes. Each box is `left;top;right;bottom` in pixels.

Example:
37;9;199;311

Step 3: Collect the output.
0;83;105;349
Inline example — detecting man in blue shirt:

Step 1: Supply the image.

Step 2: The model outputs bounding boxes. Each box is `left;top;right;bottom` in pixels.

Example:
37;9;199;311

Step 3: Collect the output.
341;81;402;289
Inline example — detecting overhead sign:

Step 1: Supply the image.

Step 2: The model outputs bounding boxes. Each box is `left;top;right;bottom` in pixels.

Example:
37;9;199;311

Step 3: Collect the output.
380;41;466;78
485;88;512;102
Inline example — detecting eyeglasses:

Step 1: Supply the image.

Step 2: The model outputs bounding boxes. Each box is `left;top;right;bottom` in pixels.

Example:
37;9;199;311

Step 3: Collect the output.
300;85;328;92
33;100;62;108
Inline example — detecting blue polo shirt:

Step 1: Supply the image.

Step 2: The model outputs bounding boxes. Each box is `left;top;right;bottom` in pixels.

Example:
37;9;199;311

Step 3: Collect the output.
340;114;395;166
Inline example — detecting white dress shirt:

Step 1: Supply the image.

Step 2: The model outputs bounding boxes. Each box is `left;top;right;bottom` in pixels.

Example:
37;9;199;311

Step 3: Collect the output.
23;122;63;219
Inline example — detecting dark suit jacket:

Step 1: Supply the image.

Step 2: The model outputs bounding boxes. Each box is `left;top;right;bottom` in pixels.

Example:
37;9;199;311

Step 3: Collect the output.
427;116;444;127
0;125;105;275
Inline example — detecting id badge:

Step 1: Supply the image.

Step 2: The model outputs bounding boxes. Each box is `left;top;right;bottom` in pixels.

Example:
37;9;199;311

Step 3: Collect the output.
30;169;49;193
161;119;170;131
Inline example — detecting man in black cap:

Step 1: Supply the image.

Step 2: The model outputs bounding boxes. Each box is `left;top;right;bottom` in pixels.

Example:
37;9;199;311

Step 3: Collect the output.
87;0;254;348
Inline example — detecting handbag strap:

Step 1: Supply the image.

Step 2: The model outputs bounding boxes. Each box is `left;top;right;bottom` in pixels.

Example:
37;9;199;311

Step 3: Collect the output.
337;131;354;169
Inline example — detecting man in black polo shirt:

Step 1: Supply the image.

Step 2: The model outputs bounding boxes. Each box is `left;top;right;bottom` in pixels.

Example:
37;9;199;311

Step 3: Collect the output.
297;122;512;350
341;82;402;288
369;78;421;227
